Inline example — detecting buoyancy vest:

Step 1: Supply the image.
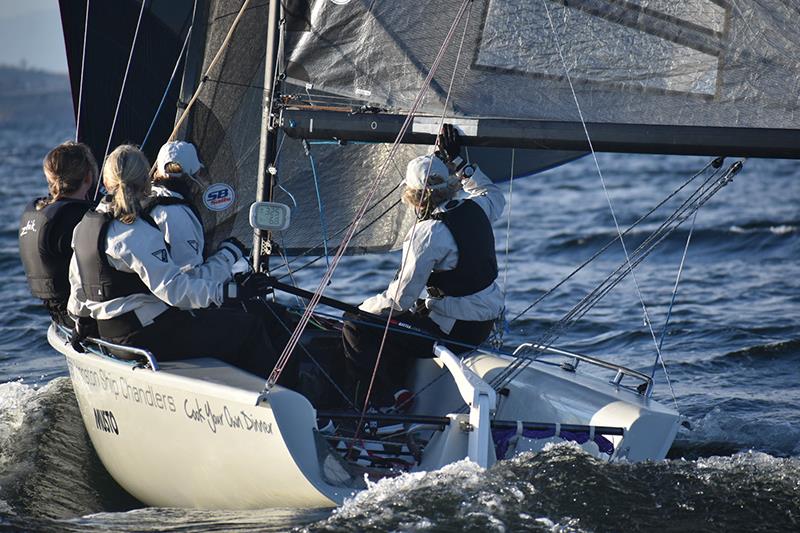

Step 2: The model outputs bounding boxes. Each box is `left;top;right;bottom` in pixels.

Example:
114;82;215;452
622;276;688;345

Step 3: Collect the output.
143;177;203;229
72;210;150;302
19;198;91;301
426;199;498;298
142;178;206;256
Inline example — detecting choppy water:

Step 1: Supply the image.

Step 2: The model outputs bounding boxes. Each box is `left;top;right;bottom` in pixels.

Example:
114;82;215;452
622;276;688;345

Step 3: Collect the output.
1;118;798;531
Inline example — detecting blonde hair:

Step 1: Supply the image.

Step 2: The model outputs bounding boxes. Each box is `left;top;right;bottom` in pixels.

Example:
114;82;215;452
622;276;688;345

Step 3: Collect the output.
154;161;184;181
40;142;98;207
103;145;151;224
401;175;459;220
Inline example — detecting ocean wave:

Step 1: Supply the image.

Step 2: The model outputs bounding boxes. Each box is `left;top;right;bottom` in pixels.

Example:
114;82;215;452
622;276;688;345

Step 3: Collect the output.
0;378;136;521
721;338;800;361
546;222;798;255
303;445;800;533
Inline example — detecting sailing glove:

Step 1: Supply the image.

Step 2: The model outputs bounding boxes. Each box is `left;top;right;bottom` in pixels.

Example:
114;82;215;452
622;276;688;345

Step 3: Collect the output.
219;237;250;261
224;272;274;302
435;123;463;167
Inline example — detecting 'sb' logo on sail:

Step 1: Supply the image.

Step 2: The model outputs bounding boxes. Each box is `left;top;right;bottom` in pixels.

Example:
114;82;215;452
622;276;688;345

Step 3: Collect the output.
94;408;119;435
203;183;236;212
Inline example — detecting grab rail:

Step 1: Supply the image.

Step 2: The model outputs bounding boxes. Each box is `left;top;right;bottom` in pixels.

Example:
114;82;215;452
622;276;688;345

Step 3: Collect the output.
55;324;159;371
513;343;652;396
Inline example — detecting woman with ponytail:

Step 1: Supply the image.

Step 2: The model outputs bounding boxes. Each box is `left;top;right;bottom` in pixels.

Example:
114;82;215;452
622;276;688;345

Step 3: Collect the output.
67;145;281;378
19;141;97;327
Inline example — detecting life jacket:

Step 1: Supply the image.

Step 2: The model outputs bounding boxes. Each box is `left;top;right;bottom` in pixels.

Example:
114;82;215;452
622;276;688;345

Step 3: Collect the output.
72;210;150;302
142;178;206;256
19;197;91;302
143;177;204;230
426;199;498;298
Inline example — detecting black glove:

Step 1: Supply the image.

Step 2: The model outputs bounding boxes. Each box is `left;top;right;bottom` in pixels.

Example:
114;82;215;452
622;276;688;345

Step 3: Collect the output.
220;237;250;260
435;123;462;165
70;316;96;353
224;272;274;302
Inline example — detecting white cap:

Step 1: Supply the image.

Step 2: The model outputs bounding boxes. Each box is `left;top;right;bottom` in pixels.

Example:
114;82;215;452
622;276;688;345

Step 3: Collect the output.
404;155;451;190
156;141;203;177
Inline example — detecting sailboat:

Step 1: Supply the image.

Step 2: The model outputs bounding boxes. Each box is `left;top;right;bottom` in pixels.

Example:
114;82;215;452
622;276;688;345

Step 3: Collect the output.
48;0;800;509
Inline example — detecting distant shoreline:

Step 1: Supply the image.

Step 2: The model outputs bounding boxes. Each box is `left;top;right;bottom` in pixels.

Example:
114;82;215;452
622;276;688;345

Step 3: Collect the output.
0;65;73;126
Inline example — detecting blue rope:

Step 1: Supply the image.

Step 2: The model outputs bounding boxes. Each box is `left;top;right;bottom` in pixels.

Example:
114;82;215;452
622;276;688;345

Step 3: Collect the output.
303;140;331;269
141;25;193;152
651;211;698;380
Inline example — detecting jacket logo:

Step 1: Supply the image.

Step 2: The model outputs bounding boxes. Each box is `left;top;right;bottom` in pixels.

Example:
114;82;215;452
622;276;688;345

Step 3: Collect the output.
152;249;168;263
187;240;199;253
20;219;37;236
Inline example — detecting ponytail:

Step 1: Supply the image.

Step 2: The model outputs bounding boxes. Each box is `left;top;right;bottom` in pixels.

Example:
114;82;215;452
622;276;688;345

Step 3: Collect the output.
102;145;151;224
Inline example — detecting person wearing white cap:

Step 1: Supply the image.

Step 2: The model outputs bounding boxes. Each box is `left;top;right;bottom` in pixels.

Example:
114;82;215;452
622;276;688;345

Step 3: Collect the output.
341;124;506;411
146;140;248;280
147;141;295;380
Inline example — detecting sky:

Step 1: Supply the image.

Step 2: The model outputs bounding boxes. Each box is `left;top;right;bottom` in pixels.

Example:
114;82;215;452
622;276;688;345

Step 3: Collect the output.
0;0;68;72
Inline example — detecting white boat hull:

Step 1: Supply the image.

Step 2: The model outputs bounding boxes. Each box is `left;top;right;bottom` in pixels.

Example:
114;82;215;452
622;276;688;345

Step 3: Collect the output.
50;325;679;509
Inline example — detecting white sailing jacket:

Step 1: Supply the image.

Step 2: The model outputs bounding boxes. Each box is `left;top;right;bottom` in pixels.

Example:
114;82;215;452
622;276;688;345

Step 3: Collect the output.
359;165;506;333
68;201;243;325
149;184;207;272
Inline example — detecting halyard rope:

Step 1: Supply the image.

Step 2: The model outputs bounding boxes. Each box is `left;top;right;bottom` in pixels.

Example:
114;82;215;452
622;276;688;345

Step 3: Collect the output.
165;0;256;144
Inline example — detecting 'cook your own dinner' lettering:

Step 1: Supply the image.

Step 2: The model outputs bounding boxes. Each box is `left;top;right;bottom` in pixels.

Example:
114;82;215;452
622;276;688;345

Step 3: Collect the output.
184;398;272;436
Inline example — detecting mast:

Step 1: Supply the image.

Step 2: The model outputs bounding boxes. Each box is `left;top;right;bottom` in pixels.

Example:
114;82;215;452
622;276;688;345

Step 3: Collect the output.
253;0;282;273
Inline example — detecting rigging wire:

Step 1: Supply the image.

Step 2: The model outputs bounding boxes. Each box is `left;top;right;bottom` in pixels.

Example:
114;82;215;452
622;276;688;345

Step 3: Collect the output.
652;211;697;380
508;158;720;324
259;300;356;411
502;149;516;297
489;148;516;348
356;0;474;421
74;0;91;141
539;0;676;408
270;141;409;275
264;0;475;393
302;140;331;269
141;24;193;152
488;160;741;394
93;0;147;201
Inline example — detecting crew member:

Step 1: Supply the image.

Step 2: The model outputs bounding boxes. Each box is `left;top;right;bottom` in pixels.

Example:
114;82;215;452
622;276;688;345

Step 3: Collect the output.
147;140;210;270
68;144;278;377
342;124;506;409
19;142;97;327
146;140;292;348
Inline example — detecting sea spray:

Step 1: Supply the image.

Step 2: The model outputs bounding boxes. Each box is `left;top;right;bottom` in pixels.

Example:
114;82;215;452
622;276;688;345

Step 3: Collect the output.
0;378;137;520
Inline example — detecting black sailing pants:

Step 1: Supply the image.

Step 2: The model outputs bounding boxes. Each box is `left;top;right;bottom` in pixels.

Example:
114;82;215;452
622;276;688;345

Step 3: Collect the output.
105;307;280;381
341;311;494;408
